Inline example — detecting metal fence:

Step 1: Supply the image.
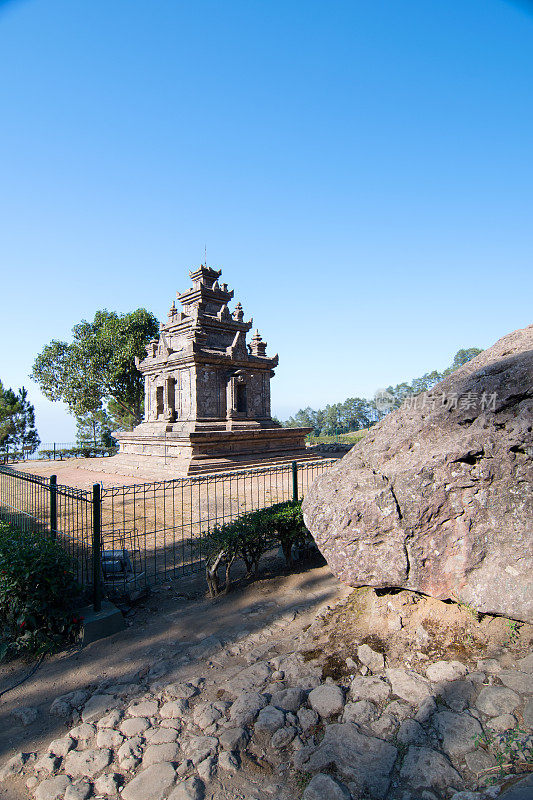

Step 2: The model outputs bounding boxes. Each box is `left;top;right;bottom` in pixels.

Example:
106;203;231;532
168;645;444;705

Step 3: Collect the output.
0;459;336;609
2;442;118;463
0;466;96;589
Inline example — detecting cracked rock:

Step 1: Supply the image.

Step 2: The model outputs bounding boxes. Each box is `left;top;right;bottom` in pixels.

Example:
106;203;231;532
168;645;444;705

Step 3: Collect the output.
308;685;345;718
63;748;112;779
399;746;464;792
121;762;177;800
305;722;397;799
34;775;72;800
302;325;533;623
303;773;351;800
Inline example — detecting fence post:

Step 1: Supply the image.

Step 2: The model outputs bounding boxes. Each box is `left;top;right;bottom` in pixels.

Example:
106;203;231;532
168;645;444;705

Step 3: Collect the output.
53;443;56;461
50;475;57;538
92;483;102;613
292;461;298;502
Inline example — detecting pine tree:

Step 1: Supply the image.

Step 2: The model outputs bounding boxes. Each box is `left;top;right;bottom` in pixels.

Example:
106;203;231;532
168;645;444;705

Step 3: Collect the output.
75;410;115;449
0;382;20;457
0;384;40;458
12;387;40;456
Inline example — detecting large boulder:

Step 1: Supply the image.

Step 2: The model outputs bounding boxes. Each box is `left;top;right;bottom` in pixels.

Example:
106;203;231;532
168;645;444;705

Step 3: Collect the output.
303;325;533;623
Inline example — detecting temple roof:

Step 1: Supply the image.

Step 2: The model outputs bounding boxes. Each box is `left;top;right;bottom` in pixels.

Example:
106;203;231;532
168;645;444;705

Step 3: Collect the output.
177;264;234;312
137;265;278;370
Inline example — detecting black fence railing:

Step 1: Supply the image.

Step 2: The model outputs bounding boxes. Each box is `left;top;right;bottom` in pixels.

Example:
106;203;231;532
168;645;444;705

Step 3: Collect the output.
0;459;336;610
0;465;95;590
1;442;119;464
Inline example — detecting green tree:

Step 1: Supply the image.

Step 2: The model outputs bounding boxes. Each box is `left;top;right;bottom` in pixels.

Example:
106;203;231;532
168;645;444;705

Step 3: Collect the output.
75;409;115;449
31;308;158;426
106;397;139;432
0;384;40;458
283;346;483;434
442;348;483;375
12;387;40;455
0;382;20;455
342;397;375;431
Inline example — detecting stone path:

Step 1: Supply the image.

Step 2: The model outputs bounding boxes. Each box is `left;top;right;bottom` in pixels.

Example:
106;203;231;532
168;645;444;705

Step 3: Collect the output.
1;585;532;800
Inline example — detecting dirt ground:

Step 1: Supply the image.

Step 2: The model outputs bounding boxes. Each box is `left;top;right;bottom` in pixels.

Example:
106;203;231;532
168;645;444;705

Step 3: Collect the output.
1;549;531;800
0;553;343;800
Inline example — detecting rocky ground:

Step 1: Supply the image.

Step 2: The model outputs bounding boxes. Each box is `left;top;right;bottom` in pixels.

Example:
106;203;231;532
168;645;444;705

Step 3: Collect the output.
0;562;532;800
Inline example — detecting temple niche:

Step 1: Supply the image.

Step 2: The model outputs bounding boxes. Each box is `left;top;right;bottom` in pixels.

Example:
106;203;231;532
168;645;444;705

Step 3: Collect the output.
113;265;312;475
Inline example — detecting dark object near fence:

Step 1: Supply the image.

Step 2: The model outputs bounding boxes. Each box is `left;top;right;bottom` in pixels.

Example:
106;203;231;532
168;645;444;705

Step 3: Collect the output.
100;527;145;600
101;548;134;578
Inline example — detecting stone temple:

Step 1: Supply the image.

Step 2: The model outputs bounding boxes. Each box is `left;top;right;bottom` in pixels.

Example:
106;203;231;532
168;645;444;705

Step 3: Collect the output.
113;265;312;475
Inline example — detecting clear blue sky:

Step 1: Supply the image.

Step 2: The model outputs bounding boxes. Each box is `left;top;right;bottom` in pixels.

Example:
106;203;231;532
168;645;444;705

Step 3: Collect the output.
1;0;532;441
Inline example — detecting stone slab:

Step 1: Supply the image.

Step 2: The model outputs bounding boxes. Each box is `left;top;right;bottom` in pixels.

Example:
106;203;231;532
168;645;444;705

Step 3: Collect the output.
77;601;125;646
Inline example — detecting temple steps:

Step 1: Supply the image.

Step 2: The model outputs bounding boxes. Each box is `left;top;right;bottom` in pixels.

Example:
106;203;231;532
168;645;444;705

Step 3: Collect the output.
78;449;337;481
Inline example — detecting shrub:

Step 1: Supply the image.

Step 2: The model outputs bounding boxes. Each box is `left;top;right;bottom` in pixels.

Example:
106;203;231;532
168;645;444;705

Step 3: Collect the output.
0;521;82;660
38;449;55;460
203;501;314;596
255;501;312;566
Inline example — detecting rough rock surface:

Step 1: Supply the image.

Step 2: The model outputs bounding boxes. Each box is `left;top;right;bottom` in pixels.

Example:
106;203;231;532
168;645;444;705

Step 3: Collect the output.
305;722;397;798
303;324;533;622
303;773;351;800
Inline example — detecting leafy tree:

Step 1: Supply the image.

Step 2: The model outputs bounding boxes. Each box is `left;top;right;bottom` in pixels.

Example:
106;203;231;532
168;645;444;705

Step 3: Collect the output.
11;387;40;455
31;308;159;426
0;382;20;454
0;384;40;458
106;397;139;432
442;348;483;375
75;410;115;449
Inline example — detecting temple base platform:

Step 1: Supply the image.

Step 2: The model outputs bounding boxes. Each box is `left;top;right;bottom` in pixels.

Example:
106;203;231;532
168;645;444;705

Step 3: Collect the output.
97;426;317;478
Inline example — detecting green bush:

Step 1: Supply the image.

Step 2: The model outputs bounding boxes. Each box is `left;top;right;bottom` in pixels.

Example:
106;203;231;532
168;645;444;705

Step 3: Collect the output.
203;501;314;596
38;449;55;459
0;521;82;660
255;501;312;566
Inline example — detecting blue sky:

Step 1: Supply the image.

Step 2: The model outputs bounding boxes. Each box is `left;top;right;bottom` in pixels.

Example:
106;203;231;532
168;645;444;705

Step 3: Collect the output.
1;0;532;441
